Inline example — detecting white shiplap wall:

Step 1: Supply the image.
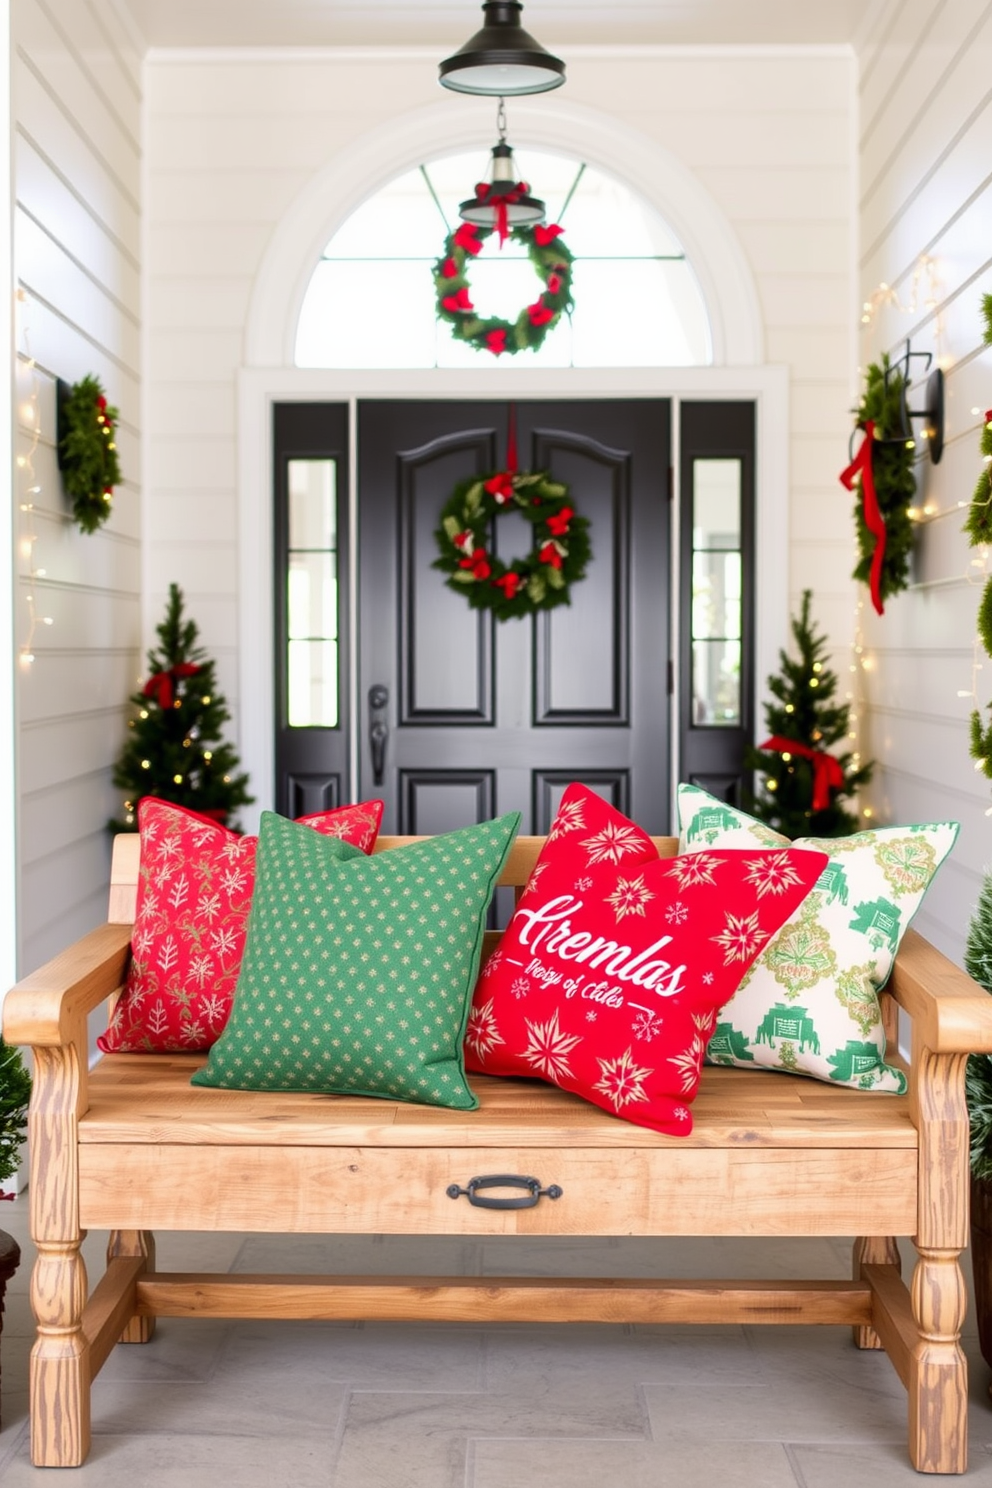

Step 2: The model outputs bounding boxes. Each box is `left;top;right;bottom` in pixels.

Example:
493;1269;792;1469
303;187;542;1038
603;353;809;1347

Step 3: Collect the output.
13;0;143;974
143;45;857;793
857;5;992;961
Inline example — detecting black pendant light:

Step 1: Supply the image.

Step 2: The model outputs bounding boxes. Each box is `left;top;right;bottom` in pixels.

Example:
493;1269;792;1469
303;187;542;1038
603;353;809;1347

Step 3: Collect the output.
458;102;546;236
439;2;566;96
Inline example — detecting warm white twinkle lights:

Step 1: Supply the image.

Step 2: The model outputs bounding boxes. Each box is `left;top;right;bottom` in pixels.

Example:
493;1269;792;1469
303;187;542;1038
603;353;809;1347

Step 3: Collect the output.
15;290;55;671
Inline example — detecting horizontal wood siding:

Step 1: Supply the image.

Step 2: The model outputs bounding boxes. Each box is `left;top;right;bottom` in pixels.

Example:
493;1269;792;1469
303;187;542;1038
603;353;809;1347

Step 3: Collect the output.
14;0;143;975
144;47;856;785
857;5;992;960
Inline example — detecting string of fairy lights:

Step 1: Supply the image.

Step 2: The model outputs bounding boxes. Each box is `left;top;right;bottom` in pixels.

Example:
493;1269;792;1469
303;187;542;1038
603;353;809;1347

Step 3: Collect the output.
15;290;54;670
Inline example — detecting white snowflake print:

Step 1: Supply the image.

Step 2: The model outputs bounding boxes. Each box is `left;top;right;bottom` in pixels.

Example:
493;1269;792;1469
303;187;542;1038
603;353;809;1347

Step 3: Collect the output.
158;835;183;862
581;822;646;866
665;900;689;926
665;853;725;890
693;1011;716;1038
132;926;155;958
465;998;504;1061
199;892;222;922
606;873;655;922
200;992;228;1028
743;852;805;899
592;1048;652;1110
522;1010;583;1082
701;971;714;985
211;925;240;960
547;799;587;842
712;910;768;965
585;1010;598;1022
632;1008;664;1042
481;948;504;980
510;976;531;1000
669;1035;706;1093
220;867;249;899
189;952;214;988
574;876;594;892
522;862;550;897
672;1106;691;1124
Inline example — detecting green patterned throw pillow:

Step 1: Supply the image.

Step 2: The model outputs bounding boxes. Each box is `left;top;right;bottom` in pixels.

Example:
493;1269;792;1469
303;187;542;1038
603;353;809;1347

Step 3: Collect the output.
192;809;520;1108
677;784;959;1093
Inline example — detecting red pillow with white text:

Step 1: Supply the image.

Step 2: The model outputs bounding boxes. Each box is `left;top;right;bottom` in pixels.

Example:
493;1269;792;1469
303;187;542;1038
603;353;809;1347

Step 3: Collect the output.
465;785;826;1134
99;796;384;1053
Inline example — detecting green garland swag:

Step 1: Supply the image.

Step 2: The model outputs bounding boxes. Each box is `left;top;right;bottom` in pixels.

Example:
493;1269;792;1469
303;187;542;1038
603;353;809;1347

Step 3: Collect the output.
848;354;917;605
57;375;123;534
434;222;574;357
434;469;591;621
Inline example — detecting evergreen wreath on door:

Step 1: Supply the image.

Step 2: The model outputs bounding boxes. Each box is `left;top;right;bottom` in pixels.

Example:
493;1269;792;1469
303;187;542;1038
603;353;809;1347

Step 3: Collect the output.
433;409;591;620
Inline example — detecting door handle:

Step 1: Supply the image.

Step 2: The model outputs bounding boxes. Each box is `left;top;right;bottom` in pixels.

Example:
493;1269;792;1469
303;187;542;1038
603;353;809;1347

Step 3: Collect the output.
368;685;389;786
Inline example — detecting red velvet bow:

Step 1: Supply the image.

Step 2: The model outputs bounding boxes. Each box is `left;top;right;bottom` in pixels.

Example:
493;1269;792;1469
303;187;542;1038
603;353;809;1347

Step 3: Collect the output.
534;223;564;247
986;409;992;424
485;471;515;504
493;572;522;600
539;542;563;570
454;223;482;255
528;298;555;327
453;530;475;554
759;736;845;812
459;548;491;580
839;419;885;616
441;256;458;279
142;663;201;711
486;329;507;356
547;273;563;295
475;182;530;246
442;286;474;313
545;505;573;537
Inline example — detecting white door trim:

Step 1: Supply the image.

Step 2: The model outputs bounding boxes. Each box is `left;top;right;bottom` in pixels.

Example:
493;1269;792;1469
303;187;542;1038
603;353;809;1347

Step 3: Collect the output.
237;365;788;832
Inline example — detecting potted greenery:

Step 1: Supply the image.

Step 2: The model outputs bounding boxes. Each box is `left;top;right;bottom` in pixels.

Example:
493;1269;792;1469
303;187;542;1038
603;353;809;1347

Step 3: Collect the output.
965;875;992;1393
0;1036;28;1424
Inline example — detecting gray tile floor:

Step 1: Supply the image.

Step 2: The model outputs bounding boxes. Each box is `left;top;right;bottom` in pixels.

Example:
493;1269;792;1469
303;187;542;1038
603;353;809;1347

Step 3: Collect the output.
0;1200;989;1485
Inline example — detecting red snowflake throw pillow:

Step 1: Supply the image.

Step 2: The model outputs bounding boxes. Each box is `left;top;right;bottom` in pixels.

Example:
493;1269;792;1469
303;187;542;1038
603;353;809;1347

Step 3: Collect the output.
465;784;826;1134
99;796;383;1053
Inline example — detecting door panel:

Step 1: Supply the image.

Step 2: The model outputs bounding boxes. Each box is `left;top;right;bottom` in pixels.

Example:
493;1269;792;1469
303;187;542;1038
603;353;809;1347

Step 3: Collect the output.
358;400;671;834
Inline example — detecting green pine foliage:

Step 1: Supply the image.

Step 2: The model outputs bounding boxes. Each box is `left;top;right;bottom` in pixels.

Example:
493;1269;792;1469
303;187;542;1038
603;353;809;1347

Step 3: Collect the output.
57;375;123;535
851;354;917;604
965;873;992;1182
966;297;992;797
0;1038;31;1189
743;589;874;838
110;583;253;832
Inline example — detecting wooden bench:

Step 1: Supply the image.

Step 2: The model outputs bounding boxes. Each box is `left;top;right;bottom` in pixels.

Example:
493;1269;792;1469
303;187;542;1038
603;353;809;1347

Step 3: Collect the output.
6;831;992;1473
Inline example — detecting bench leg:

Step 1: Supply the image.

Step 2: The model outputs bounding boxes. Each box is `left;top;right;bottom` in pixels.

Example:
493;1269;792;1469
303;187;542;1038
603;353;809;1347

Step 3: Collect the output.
908;1245;968;1473
108;1230;156;1343
29;1236;90;1467
852;1235;900;1348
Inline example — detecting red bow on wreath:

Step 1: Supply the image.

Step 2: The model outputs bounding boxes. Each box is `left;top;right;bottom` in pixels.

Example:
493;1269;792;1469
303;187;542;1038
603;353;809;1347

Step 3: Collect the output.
760;736;845;812
493;572;522;600
143;663;201;710
839;419;885;616
473;182;532;246
459;547;491;580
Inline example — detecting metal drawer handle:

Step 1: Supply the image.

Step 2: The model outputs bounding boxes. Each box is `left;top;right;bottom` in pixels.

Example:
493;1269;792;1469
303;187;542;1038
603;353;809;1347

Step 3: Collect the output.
446;1174;563;1210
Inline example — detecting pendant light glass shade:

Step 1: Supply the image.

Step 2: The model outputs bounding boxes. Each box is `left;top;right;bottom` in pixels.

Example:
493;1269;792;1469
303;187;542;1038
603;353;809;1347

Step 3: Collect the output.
439;2;566;96
458;141;546;229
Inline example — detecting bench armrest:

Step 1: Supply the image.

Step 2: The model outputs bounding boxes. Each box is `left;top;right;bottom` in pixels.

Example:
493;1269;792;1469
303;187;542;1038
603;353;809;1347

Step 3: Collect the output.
888;927;992;1054
3;923;132;1048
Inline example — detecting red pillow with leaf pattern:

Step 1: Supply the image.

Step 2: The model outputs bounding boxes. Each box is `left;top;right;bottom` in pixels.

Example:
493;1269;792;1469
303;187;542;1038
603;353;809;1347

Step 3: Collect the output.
99;796;383;1053
465;784;826;1134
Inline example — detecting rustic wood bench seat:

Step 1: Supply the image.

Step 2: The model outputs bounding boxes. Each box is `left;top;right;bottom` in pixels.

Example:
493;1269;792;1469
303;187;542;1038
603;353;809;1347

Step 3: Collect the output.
6;832;992;1473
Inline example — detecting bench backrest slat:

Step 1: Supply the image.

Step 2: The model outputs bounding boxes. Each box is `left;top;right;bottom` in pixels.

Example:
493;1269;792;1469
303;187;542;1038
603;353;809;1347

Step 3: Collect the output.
109;829;681;925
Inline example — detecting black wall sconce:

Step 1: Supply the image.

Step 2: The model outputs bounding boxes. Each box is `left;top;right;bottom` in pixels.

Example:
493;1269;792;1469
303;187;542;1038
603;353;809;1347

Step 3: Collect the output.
885;339;945;464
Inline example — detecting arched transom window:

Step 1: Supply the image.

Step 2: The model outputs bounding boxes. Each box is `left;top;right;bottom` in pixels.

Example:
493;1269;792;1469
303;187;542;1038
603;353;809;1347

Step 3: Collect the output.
295;149;712;369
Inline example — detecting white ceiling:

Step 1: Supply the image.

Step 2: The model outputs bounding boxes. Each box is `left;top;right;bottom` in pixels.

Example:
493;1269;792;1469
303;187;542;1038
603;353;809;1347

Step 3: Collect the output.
118;0;879;50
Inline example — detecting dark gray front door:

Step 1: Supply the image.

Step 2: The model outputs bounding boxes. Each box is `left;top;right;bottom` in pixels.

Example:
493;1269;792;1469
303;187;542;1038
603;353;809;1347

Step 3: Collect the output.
357;399;672;834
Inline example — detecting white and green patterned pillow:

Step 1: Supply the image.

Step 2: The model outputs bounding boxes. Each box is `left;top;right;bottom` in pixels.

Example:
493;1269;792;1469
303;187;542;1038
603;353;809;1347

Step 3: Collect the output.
677;784;959;1092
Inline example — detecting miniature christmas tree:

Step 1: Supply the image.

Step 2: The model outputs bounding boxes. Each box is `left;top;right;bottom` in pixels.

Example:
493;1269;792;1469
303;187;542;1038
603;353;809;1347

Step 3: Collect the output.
110;583;253;832
744;589;873;838
0;1038;30;1191
965;873;992;1182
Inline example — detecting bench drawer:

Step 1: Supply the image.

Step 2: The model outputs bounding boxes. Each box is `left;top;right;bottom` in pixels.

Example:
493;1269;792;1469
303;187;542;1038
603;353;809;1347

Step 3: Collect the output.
79;1142;918;1237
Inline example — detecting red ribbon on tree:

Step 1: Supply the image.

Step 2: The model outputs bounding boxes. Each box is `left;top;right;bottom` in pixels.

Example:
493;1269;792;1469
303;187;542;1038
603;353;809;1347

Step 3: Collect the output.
142;663;200;711
759;736;845;812
839;419;885;616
